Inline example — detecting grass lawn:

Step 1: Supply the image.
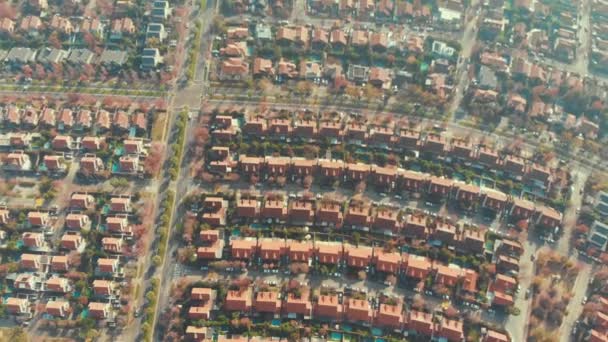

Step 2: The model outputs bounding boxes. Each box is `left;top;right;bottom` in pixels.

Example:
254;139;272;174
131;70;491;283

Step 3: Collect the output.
152;112;168;141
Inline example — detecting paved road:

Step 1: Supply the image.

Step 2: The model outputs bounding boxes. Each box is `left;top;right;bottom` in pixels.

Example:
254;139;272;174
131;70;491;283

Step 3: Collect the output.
560;263;593;342
151;0;217;340
447;0;480;119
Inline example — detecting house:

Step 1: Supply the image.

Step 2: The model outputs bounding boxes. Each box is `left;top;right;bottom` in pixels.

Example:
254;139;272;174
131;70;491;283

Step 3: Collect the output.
345;202;372;228
376;301;404;329
227;27;249;41
6;297;30;315
112;111;129;132
370;32;388;51
110;197;131;212
434;264;463;287
266;156;290;176
284;291;312;318
405;255;432;280
197;230;224;259
314;295;343;321
65;214;90;230
231;239;258;260
312;28;329;48
191;287;215;301
299;61;322;80
433;222;457;244
40;108;56;128
96;110;111;131
221;42;248;57
254;291;282;314
51;255;70;272
0;208;8;224
0;18;14;34
316;241;343;265
80;156;104;174
106;216;130;233
504;155;526;177
43;154;67;171
61;233;84;250
80;18;104;36
146;23;167;42
111;18;135;37
93;280;114;296
483;190;508;212
262;199;287;221
88;302;110;319
347;64;370;83
373;166;398;189
5;47;36;64
507;93;527;113
290;200;314;223
588;221;608;251
52;135;72;150
99;50;128;67
20;253;41;270
21;108;39;127
276;26;309;47
3;152;31;171
19;16;42;34
404;214;428;238
316;200;343;227
219;58;249;81
374;250;401;274
185;326;208;342
345;298;373;323
330;29;348;48
428;176;453;197
289;241;313;262
510;198;535;220
536;206;562;229
45;277;71;293
102;237;123;253
225;287;252;311
253;58;274;77
437;318;465;341
22;232;44;249
408;310;434;336
277;59;299;79
81;137;102;151
368;67;392;89
28;211;49;226
98;258;119;274
423;134;448;154
236;198;260;219
141;48;163;69
456;183;481;203
67;49;94;65
484;330;510;342
462;229;485;254
345;244;373;268
374;209;400;232
14;273;39;290
258;238;286;261
45;301;70;317
49;15;73;35
319;159;345;178
202;197;227;226
477;146;499;168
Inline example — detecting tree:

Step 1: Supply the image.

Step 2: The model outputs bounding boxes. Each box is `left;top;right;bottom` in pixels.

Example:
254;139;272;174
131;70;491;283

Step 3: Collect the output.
152;255;162;267
386;274;397;286
355;180;366;194
357;270;367;280
303;175;313;189
49;31;62;49
143;142;165;176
